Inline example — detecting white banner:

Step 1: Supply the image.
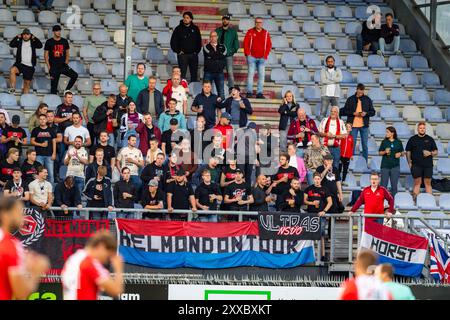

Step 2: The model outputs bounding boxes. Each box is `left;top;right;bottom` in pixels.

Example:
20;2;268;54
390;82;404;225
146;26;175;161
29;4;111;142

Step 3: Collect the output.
168;284;340;300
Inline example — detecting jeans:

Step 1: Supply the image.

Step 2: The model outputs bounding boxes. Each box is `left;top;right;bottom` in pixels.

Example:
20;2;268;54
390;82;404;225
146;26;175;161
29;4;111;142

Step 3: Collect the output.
327;146;341;170
380;166;400;196
198;214;218;223
246;56;266;95
225;56;235;88
31;0;53;8
356;34;379;55
73;176;85;195
57;143;67;182
379;36;400;54
108;133;115;148
49;64;78;95
339;157;350;181
319;96;339;119
204;72;225;100
177;53;199;82
306;170;314;186
279;130;288;153
36;155;54;184
351;127;369;162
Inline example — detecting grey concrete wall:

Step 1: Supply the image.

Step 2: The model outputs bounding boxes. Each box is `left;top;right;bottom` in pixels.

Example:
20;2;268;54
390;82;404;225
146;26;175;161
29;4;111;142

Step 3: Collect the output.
387;0;450;89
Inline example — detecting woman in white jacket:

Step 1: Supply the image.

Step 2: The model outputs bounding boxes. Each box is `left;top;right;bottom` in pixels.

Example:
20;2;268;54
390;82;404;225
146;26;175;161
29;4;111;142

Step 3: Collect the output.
119;101;143;148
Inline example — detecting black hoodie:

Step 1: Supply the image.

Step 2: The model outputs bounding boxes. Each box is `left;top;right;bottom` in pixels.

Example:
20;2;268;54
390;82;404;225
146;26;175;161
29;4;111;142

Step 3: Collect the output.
170;20;202;55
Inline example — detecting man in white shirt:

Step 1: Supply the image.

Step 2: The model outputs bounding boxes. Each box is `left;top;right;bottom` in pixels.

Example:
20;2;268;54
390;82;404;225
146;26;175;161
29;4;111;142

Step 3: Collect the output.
63;111;91;147
318;106;347;169
320;56;342;120
64;135;89;194
166;75;188;115
116;135;144;193
28;167;53;217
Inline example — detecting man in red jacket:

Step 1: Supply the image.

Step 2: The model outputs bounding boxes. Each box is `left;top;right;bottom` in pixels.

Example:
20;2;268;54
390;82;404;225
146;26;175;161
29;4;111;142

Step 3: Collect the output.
243;17;272;99
348;172;394;224
135;113;162;156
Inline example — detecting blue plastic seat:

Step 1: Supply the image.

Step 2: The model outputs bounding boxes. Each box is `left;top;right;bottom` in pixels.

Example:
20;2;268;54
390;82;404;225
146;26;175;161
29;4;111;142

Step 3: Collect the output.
335;38;353;52
412;89;433;105
380;105;402;121
102;46;121;61
393;122;412;138
82;12;101;27
292;36;312;51
388;56;408;70
281;85;301;102
359;174;370;187
369;156;382;171
349;156;370;173
266;52;280;67
400;72;419;88
238;19;254;32
357;71;376;85
263;20;279;34
334;5;353;19
104;14;123;28
77;78;93;93
0;43;11;58
346;54;366;70
434;90;450;105
69;29;89;43
17;9;36;24
379;71;399;87
440;194;450;211
313;37;333;52
250;3;269;17
271;3;289;17
402;105;421;121
281;53;300;68
368;54;387;70
32;76;51;93
148;15;166;29
0;93;18;108
303;53;321;68
421;72;441;88
355;6;369;20
38;10;57;25
424;106;444;122
390;88;410;104
228;2;246;16
436;124;450;139
345;21;362;35
367;137;380;155
89;62;109;77
158;0;177;15
395;193;417;210
94;0;113;11
410;56;430;71
324;21;342;35
343;173;359;191
341;70;354;84
292;4;311;19
270;68;289;84
272;35;290;51
281;20;300;33
135;31;154;46
3;26;21;40
417;193;439;211
91;29;110;43
20;94;40;109
303;86;321;101
43;94;62;109
400;39;417;53
100;79;119;94
0;9;14;24
137;0;155;12
293;69;312;85
368;88;388;103
72;95;84;109
303;21;321;34
156;31;171;47
369;122;386;138
313;5;332;19
437;158;450;175
80;45;100;61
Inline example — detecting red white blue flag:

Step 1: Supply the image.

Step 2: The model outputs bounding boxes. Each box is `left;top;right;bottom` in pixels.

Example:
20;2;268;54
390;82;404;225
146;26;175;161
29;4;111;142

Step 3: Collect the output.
115;219;315;269
360;220;428;277
428;233;450;283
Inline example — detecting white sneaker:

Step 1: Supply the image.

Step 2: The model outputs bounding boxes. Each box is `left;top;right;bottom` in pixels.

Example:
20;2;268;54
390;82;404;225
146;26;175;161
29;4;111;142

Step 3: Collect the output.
8;88;15;94
377;50;383;56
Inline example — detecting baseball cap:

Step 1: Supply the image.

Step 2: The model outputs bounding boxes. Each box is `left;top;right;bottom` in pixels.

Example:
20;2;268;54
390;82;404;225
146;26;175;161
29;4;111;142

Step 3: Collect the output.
222;15;231;20
148;179;159;187
175;167;186;176
235;168;243;174
247;122;257;129
169;118;179;125
231;85;241;92
22;28;31;35
11;115;20;125
52;25;62;32
220;112;232;120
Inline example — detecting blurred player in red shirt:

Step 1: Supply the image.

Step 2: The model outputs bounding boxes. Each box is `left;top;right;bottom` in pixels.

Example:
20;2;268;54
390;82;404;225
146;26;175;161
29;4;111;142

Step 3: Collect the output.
61;230;124;300
339;249;392;300
0;197;49;300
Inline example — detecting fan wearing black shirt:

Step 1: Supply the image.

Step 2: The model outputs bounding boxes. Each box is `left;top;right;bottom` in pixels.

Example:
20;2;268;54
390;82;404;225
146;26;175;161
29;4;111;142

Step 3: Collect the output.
161;118;184;156
224;169;253;216
3;168;29;202
195;169;223;222
190;115;209;163
316;154;344;213
141;179;165;220
1;115;27;156
167;168;197;220
279;178;304;213
44;25;78;94
21;149;42;186
54;176;82;217
140;152;165;189
0;148;20;189
406;122;438;199
89;131;116;169
271;153;300;210
163;153;181;188
304;172;333;262
220;158;239;189
113;168;137;217
250;175;275;212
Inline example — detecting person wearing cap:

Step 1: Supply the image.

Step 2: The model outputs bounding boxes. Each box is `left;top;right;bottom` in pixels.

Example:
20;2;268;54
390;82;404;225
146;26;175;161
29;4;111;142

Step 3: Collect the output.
243;17;272;99
191;81;222;130
224;168;254;216
44;25;78;95
161;118;186;157
54;176;82;218
158;98;187;133
214;112;234;150
203;31;227;101
166;167;197;220
170;11;202;82
1;115;27;156
141;179;165;220
316;154;344;214
9;28;42;94
113;167;137;216
221;86;253;129
216;15;240;88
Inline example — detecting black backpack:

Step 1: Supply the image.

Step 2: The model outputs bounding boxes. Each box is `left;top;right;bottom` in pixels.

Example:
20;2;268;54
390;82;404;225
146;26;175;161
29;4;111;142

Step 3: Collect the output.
432;178;450;192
